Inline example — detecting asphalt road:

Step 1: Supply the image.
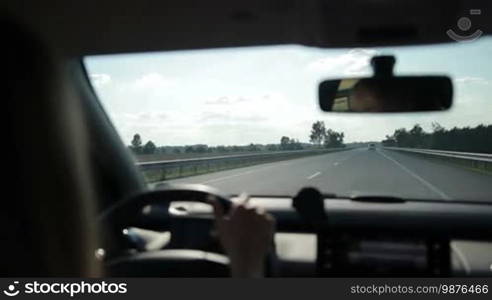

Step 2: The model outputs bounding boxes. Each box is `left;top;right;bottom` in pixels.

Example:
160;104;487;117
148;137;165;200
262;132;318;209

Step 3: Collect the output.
166;148;491;202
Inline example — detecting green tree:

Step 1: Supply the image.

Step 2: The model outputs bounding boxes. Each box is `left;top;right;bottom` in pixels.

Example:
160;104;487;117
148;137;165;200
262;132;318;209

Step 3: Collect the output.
409;124;425;147
382;123;492;153
194;144;208;153
431;122;445;133
247;143;260;152
310;121;326;145
289;138;303;150
392;128;409;147
130;134;143;154
324;129;344;148
142;140;157;154
280;136;291;150
216;145;227;153
382;135;396;146
184;146;194;153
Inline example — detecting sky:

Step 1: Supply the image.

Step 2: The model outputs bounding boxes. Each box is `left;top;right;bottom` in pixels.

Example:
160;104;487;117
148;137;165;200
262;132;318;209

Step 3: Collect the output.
84;38;492;147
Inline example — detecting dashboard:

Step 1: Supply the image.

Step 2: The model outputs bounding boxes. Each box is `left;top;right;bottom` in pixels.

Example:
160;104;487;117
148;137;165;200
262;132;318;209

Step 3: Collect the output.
120;195;492;277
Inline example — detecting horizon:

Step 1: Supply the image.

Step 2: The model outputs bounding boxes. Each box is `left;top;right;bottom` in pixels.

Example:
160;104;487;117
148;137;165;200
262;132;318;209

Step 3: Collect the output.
128;122;491;148
85;39;492;147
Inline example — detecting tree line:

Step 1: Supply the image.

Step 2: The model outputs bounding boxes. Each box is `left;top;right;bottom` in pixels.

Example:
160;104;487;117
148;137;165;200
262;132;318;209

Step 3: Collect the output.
129;121;345;155
309;121;345;148
129;134;157;154
129;138;310;155
382;123;492;153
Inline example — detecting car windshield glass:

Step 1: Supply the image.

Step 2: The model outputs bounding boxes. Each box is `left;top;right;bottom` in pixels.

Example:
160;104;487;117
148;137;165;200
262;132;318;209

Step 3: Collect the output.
84;38;492;202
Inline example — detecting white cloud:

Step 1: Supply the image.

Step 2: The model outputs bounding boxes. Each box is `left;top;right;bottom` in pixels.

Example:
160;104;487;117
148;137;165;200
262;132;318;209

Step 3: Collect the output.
194;92;315;142
455;76;489;85
133;73;175;89
306;49;378;76
90;73;111;87
118;111;168;123
205;96;248;105
199;111;267;123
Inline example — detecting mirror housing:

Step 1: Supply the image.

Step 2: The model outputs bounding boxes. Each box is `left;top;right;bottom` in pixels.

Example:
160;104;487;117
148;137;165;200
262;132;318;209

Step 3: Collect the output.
318;56;453;113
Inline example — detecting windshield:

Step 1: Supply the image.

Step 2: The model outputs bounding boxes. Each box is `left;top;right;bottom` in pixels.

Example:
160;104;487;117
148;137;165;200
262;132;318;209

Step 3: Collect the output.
84;39;492;202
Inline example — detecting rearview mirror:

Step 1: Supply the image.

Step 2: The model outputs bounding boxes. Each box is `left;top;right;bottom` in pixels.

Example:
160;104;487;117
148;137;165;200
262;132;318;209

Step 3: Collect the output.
318;56;453;113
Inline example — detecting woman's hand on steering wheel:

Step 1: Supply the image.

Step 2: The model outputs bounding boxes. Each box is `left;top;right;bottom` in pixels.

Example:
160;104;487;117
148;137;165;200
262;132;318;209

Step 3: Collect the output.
209;193;275;278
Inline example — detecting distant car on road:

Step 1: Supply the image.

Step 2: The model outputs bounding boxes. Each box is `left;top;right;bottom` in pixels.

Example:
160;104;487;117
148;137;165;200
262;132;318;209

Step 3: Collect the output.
368;143;376;150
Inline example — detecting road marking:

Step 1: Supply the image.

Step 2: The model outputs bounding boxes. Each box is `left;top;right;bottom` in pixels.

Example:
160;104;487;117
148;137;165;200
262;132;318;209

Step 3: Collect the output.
377;150;451;200
194;150;351;185
307;172;321;179
333;150;361;166
199;159;301;184
199;153;334;184
201;169;261;184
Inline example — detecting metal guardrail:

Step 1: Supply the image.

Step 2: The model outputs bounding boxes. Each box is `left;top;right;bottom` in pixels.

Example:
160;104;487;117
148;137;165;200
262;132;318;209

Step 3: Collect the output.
137;149;345;170
384;147;492;161
137;148;349;181
384;147;492;172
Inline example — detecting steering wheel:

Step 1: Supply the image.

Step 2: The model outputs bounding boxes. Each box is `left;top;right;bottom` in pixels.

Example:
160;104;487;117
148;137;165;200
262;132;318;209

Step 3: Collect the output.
98;183;234;277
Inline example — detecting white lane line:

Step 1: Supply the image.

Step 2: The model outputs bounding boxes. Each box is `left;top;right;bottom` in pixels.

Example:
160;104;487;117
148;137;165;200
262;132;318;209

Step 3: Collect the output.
200;158;303;184
201;167;267;184
377;150;451;200
200;158;302;184
307;172;321;180
333;150;362;166
200;150;351;185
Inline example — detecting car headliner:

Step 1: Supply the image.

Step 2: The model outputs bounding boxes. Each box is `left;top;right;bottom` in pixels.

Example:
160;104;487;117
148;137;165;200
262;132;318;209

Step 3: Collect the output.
2;0;492;56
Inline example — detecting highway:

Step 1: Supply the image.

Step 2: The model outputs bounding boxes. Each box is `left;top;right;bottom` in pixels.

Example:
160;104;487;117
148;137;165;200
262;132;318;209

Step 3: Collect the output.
166;148;491;202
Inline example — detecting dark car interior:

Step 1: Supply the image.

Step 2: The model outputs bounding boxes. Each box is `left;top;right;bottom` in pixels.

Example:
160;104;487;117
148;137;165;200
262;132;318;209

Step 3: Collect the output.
2;0;492;277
